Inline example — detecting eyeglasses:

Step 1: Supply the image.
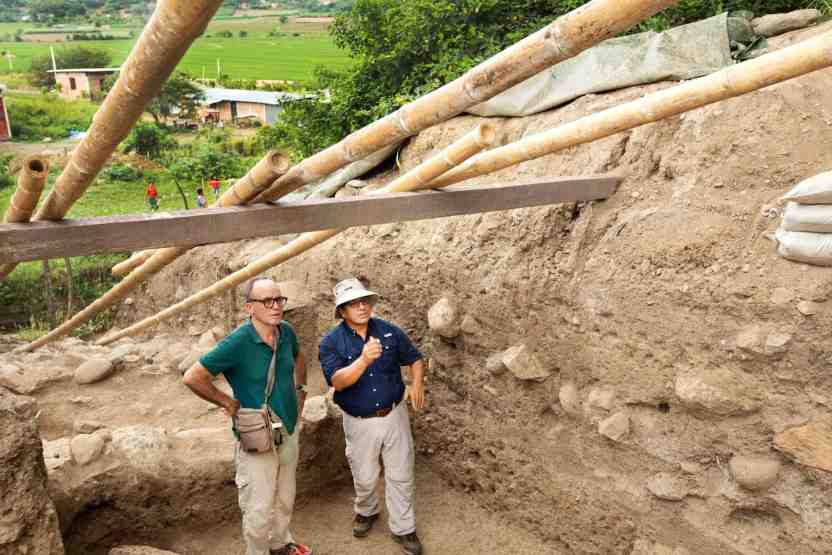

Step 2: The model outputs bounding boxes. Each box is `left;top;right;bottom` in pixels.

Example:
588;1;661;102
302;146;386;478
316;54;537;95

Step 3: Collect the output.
343;298;374;309
248;296;288;308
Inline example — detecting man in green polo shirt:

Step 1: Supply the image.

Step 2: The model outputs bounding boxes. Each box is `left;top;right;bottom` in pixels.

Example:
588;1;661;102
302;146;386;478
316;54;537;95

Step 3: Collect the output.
182;277;312;555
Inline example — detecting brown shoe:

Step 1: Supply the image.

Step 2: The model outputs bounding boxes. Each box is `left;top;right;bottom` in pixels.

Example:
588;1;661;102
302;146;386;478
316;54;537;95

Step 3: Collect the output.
392;531;422;555
353;513;379;537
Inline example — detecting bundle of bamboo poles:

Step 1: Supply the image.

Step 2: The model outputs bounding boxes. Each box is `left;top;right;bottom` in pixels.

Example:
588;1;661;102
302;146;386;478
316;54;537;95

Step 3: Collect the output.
20;152;290;352
0;0;224;282
94;124;496;345
109;0;678;277
0;156;49;280
85;28;832;347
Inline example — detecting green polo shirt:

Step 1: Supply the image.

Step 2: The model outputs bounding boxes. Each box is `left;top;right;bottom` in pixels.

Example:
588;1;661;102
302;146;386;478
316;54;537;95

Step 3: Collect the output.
200;320;300;434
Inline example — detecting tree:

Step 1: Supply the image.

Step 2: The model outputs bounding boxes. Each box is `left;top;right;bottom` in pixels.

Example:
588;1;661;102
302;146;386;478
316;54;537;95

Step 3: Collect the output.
238;30;248;38
103;72;205;124
279;15;288;24
29;45;111;88
122;122;177;159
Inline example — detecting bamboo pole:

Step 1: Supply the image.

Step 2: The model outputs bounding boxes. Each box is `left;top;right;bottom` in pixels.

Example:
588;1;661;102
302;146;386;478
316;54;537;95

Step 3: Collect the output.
93;124;495;346
111;150;290;276
430;30;832;188
20;152;291;352
252;0;678;203
0;155;49;280
0;0;225;280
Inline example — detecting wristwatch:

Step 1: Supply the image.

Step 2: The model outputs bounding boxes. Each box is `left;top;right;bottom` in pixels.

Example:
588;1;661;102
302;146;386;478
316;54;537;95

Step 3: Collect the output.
296;384;307;393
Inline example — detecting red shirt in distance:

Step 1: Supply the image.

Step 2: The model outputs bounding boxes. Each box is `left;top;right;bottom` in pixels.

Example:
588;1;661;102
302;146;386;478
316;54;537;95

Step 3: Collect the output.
146;183;158;198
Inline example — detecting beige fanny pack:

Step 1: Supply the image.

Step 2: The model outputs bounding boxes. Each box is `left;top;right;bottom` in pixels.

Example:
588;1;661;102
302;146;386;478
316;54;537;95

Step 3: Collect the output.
234;329;283;453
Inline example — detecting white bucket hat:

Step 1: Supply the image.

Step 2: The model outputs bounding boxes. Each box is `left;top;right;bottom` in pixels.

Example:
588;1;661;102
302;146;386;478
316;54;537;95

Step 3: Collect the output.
333;278;378;318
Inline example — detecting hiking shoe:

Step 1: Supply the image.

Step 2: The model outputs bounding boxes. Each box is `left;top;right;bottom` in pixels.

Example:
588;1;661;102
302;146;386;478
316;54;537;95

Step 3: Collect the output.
353;513;379;537
392;531;422;555
270;543;313;555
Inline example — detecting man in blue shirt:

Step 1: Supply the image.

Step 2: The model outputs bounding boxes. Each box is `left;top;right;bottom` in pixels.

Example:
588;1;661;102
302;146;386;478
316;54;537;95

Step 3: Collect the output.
319;277;425;555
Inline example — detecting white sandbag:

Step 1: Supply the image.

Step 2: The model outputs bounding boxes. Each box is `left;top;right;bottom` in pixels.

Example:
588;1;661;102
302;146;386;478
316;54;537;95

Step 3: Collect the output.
781;202;832;232
780;171;832;204
774;228;832;266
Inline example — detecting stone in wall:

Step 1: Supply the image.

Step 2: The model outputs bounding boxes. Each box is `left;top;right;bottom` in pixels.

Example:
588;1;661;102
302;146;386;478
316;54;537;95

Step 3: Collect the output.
674;367;760;417
0;388;64;554
774;420;832;473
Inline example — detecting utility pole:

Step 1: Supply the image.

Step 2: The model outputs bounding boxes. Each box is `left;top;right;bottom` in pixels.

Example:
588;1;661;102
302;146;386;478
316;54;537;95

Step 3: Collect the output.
49;46;57;72
216;58;221;80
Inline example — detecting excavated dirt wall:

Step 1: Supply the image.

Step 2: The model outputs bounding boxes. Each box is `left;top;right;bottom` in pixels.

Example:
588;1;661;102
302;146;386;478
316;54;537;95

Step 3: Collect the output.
118;24;832;554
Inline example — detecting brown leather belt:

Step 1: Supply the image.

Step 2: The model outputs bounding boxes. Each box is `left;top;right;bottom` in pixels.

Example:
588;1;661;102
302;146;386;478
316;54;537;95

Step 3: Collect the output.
355;396;402;419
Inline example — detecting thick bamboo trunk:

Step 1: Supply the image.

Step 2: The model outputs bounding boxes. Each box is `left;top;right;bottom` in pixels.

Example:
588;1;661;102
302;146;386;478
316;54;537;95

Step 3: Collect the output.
111;151;289;276
0;0;224;281
94;125;495;345
20;152;291;351
431;30;832;188
0;156;49;280
253;0;677;203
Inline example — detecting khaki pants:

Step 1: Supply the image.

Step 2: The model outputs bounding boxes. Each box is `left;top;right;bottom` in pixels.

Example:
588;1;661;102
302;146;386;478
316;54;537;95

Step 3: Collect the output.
235;430;299;555
342;401;416;535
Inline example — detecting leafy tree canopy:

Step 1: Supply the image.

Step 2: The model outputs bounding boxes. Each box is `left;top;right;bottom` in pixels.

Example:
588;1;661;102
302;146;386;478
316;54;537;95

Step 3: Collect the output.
28;45;112;89
102;71;205;124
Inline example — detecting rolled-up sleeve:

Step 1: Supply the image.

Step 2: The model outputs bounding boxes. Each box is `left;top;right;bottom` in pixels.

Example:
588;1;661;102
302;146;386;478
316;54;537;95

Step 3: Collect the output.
393;324;422;366
319;335;348;386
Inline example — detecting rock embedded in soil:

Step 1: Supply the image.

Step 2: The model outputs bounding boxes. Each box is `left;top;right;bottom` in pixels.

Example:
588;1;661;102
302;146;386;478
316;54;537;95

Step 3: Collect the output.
74;357;115;385
109;546;181;555
107;343;139;364
774;419;832;473
559;382;581;415
484;352;507;375
427;297;460;338
501;344;550;381
588;386;616;411
765;332;792;355
674;367;760;417
70;433;106;466
598;411;630;442
645;472;690;501
796;300;820;316
729;455;781;491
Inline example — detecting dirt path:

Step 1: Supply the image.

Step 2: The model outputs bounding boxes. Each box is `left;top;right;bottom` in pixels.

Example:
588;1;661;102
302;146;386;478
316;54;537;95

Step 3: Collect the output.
156;465;560;555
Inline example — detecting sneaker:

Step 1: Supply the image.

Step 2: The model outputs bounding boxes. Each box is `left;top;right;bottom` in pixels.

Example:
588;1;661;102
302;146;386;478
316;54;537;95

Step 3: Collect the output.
353;513;379;537
270;543;313;555
392;531;422;555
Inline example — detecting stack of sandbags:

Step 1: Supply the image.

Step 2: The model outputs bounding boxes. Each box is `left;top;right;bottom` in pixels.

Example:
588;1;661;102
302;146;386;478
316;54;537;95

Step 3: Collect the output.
775;171;832;266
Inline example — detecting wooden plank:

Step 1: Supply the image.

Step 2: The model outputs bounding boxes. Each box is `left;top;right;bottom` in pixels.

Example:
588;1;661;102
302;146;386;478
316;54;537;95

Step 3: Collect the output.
0;176;619;263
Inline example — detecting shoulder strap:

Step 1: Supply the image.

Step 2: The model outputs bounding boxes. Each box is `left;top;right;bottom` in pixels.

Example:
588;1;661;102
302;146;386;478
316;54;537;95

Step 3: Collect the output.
263;325;280;407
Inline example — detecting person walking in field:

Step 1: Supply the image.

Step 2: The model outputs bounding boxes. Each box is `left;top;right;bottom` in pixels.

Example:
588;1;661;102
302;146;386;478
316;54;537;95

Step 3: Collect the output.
209;177;222;199
146;182;159;211
318;277;426;555
196;187;207;208
183;277;313;555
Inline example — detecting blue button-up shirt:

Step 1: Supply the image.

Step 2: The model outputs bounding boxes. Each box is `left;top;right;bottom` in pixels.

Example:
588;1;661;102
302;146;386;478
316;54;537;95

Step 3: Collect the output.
319;317;423;418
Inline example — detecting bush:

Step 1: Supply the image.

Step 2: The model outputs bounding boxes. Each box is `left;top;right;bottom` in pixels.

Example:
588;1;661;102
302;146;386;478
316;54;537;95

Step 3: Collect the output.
7;93;97;141
122;122;177;159
0;154;14;191
101;163;144;182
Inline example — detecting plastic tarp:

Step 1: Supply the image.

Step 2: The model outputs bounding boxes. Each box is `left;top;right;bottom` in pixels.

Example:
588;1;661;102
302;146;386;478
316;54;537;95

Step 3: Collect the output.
468;14;734;117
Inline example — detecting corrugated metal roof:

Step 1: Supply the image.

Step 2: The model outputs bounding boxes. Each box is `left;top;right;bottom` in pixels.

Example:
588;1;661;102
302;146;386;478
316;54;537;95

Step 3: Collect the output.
201;88;302;106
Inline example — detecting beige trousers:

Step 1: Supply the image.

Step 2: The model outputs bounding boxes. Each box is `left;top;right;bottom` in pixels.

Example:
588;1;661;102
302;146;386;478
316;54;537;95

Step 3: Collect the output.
235;429;299;555
342;401;416;535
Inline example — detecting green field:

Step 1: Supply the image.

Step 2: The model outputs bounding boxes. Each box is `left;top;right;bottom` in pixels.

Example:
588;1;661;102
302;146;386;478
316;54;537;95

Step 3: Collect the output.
0;29;350;82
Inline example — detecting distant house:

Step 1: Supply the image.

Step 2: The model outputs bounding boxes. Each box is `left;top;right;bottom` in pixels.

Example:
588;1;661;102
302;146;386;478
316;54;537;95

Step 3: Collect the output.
49;68;119;101
199;88;303;125
0;86;11;140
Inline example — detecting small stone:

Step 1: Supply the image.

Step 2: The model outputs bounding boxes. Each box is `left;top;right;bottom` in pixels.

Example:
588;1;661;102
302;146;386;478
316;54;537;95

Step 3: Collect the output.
70;434;106;466
645;472;689;501
736;325;763;354
483;385;498;396
598;411;629;441
729;455;781;491
774;419;832;473
501;345;550;381
559;383;581;415
485;352;507;376
427;297;460;338
460;315;479;335
197;330;218;350
797;301;820;316
74;358;115;385
674;367;760;417
770;287;794;305
178;351;202;375
587;387;616;411
765;332;791;355
680;462;704;475
107;343;138;364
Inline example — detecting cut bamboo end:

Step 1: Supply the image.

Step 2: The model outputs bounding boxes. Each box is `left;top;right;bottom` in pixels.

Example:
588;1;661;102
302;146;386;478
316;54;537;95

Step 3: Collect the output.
3;155;49;225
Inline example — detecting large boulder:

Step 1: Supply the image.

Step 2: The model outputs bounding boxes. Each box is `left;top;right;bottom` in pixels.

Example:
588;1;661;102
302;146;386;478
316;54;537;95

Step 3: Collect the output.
0;388;64;554
427;297;460;338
